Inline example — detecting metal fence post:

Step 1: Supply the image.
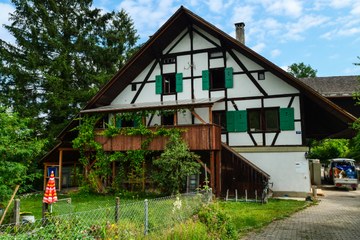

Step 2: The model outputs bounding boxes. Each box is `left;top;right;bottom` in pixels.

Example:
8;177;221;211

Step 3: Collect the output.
115;197;120;223
144;199;148;235
14;199;20;225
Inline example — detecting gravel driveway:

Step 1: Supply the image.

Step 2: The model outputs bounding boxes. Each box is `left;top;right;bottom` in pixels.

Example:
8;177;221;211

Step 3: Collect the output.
241;185;360;240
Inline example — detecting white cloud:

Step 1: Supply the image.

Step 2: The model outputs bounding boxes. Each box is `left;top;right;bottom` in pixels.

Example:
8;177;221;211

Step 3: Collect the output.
206;0;224;13
284;14;329;40
231;5;255;24
254;0;303;18
330;0;353;8
117;0;178;40
351;2;360;14
251;42;266;53
271;49;281;57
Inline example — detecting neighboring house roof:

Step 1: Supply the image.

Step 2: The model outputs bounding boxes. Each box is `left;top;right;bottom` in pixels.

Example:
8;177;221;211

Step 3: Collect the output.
57;6;356;140
300;76;360;97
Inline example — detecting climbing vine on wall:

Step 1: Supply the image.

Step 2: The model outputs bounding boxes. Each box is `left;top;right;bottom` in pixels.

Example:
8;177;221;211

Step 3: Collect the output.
72;110;186;193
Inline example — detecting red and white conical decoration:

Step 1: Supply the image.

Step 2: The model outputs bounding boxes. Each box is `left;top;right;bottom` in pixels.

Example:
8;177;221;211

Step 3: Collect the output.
43;171;58;204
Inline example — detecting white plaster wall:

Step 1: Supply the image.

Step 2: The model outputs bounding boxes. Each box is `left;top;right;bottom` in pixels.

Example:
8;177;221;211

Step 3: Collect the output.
227;74;263;98
163;64;176;73
210;90;225;99
166;30;190;54
193;26;219;50
275;122;303;145
194;108;209;124
148;114;161;126
240;151;311;194
210;58;224;68
258;72;299;95
177;55;192;78
178;109;192;125
193;53;208;76
233;99;262;110
194;77;209;99
228;132;253;146
163;29;189;54
226;52;243;72
233;51;262;71
213;102;225;111
177;80;192;100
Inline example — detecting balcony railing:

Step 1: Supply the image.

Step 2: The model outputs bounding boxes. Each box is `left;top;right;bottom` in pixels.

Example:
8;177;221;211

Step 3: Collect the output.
94;124;221;151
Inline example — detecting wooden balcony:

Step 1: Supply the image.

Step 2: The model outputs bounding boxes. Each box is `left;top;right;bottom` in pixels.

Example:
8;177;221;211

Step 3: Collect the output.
94;124;221;151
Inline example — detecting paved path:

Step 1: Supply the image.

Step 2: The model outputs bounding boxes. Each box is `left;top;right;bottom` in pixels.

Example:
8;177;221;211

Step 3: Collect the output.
241;185;360;240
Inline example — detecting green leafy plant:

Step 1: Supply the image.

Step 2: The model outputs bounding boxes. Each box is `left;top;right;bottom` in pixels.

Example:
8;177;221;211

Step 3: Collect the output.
198;203;237;240
153;132;201;195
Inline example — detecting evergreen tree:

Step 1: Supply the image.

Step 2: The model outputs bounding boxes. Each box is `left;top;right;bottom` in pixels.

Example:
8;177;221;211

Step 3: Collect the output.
0;0;139;139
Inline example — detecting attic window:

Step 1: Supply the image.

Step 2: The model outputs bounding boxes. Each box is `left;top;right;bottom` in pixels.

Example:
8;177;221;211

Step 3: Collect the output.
258;71;265;80
163;57;176;64
209;51;223;59
131;83;137;91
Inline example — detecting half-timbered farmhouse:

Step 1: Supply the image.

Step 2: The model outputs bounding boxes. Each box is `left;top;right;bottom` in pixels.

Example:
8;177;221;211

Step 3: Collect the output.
42;7;356;198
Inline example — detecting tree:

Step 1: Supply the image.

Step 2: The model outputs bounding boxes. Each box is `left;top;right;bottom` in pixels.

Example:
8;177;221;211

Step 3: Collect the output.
307;139;350;162
287;62;317;78
153;132;201;195
0;0;139;139
0;108;46;202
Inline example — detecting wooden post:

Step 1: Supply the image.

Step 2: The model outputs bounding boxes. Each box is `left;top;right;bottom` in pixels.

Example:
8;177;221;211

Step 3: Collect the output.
14;199;20;225
0;184;20;225
59;150;63;191
215;150;221;196
210;151;215;192
42;203;48;220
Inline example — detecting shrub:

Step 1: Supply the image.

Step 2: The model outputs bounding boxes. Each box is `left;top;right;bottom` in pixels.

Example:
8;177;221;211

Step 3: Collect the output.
197;202;237;240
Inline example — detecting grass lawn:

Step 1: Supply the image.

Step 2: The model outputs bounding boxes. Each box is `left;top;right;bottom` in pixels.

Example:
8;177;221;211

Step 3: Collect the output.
18;191;159;220
9;192;311;239
219;199;312;237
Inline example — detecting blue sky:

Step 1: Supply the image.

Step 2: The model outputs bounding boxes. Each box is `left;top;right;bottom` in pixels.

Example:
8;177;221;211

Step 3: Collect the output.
1;0;359;76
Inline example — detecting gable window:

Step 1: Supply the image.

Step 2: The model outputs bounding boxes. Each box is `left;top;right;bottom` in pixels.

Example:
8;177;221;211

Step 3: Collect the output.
248;108;279;132
202;67;233;90
131;83;137;91
258;71;265;80
211;68;225;89
163;73;176;94
212;111;227;132
155;73;183;94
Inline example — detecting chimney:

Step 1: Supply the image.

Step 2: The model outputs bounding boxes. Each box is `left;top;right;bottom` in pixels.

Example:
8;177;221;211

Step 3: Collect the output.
235;22;245;44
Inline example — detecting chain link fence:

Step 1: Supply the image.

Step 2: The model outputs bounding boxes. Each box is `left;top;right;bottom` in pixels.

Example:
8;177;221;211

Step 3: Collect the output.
0;191;211;239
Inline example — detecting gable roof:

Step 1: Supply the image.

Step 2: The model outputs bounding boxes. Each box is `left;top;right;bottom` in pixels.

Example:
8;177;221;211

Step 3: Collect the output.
300;76;359;97
58;6;356;140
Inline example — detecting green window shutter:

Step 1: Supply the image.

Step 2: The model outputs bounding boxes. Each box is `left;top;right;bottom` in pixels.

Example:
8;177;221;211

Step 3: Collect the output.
115;115;122;128
226;110;247;132
225;67;233;88
155;75;162;94
202;70;210;90
226;111;235;132
176;73;183;92
280;108;295;131
235;110;247;132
